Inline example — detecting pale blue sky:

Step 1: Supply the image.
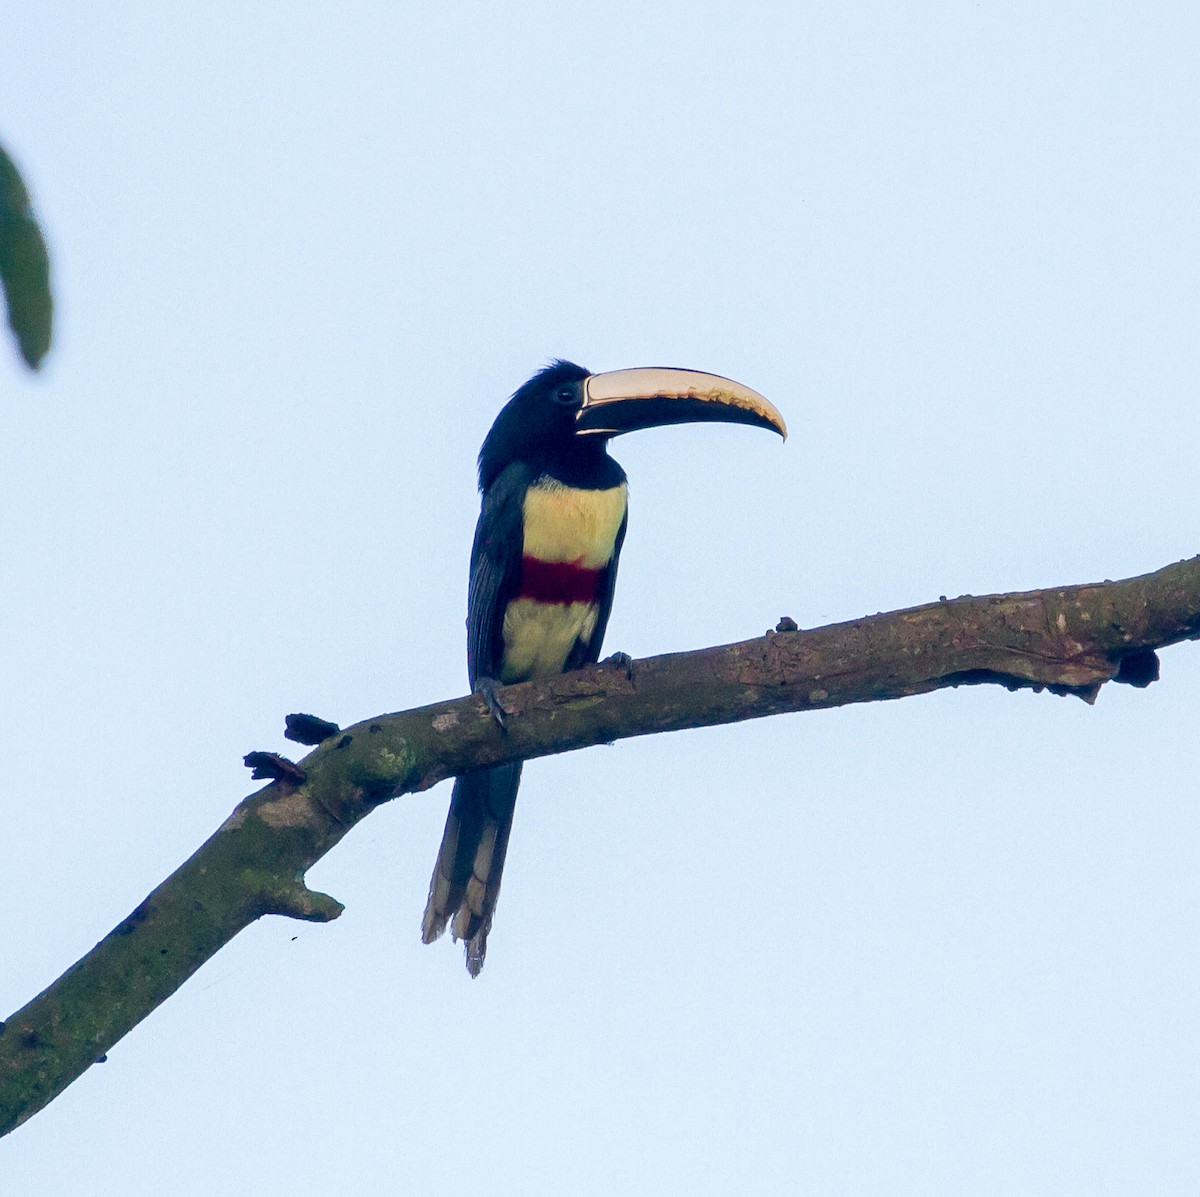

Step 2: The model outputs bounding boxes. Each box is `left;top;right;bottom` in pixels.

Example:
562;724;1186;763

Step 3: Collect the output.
3;4;1198;1194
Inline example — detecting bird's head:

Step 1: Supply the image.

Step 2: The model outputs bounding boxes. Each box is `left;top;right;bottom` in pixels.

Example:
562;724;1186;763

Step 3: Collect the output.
478;359;786;490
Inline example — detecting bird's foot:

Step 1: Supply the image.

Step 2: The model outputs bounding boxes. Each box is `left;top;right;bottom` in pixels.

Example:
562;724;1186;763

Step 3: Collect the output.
603;651;635;681
475;676;509;731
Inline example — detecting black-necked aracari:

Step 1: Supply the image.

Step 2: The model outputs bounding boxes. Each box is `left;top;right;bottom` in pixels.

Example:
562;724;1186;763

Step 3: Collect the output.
421;360;786;974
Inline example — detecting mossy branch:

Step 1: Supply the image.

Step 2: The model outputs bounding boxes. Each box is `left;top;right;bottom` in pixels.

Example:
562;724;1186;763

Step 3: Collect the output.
3;555;1198;1135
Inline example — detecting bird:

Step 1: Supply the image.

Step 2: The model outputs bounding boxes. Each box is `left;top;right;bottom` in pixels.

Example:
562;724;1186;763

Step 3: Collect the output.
421;360;786;974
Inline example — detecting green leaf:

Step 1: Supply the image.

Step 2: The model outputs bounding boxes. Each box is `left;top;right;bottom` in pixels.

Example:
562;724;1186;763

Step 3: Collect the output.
0;143;53;370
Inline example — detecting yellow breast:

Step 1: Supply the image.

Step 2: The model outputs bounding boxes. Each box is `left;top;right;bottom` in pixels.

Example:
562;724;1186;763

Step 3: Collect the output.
500;599;600;682
521;479;628;568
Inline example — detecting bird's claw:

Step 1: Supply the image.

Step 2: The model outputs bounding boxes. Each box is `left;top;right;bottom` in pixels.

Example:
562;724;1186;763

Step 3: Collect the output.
604;651;635;681
475;676;509;731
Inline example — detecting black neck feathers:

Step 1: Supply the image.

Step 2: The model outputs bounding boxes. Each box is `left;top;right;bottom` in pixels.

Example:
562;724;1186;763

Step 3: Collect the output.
478;361;624;492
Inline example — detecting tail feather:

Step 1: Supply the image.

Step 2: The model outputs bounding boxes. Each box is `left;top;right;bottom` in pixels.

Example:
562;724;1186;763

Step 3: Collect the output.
422;763;522;976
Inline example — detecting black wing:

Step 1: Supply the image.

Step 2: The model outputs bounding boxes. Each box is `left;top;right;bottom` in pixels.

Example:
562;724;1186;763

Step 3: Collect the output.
567;508;628;669
466;461;532;687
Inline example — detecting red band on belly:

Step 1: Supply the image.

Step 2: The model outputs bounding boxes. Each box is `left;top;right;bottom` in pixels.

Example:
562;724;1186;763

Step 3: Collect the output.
518;556;604;604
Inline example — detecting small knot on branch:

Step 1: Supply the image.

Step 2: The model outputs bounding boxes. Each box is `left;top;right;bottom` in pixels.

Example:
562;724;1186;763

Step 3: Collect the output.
1112;648;1160;688
285;712;342;745
264;883;344;923
944;668;1106;705
243;751;307;785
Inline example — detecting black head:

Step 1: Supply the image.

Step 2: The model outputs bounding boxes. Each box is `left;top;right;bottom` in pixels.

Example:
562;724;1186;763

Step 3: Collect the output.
477;360;786;491
477;359;596;490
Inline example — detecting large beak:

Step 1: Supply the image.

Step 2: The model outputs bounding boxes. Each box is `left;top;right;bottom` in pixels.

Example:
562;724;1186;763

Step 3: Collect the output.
576;367;787;440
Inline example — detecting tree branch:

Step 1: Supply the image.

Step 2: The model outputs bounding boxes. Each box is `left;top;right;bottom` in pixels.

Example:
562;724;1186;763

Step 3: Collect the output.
3;555;1198;1135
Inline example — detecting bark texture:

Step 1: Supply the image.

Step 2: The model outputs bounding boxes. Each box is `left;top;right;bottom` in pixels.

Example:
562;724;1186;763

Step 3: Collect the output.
3;555;1198;1135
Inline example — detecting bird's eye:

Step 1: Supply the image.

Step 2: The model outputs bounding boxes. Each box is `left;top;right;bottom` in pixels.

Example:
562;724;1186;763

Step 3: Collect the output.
554;385;577;406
